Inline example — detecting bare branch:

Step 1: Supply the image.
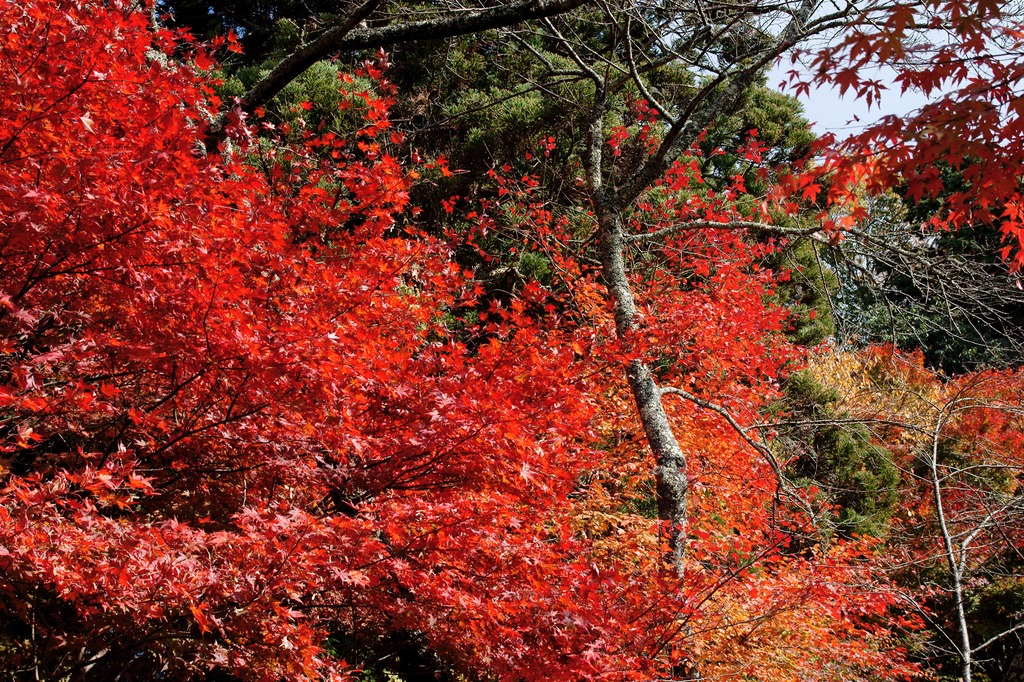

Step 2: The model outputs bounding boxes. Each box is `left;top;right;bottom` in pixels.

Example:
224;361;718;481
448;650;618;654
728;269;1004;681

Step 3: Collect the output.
626;219;822;242
972;620;1024;655
658;384;824;530
615;0;820;207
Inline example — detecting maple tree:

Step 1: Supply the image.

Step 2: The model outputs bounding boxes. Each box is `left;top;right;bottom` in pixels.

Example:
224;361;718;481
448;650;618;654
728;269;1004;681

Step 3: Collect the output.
469;166;920;679
5;0;1024;680
805;349;1024;682
791;1;1024;264
0;2;649;678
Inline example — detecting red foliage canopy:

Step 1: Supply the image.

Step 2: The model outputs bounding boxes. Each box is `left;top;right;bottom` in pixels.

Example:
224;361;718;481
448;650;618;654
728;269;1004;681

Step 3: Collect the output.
0;1;653;678
0;0;930;680
788;1;1024;265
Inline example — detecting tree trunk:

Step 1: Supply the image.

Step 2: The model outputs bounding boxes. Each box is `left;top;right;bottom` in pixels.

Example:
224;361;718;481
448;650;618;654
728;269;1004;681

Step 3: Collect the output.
596;206;689;575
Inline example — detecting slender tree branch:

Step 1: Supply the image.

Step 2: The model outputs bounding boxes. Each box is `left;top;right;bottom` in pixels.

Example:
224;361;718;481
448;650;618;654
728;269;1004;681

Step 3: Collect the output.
626;219;822;242
659;385;819;524
234;0;590;118
972;620;1024;655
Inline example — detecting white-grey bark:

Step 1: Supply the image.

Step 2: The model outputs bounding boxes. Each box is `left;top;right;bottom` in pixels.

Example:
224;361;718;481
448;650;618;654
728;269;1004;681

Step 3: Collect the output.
929;410;973;682
926;397;1024;682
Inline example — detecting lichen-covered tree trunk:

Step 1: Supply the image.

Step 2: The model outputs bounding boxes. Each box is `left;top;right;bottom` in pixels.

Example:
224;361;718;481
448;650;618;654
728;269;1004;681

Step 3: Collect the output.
595;204;689;575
